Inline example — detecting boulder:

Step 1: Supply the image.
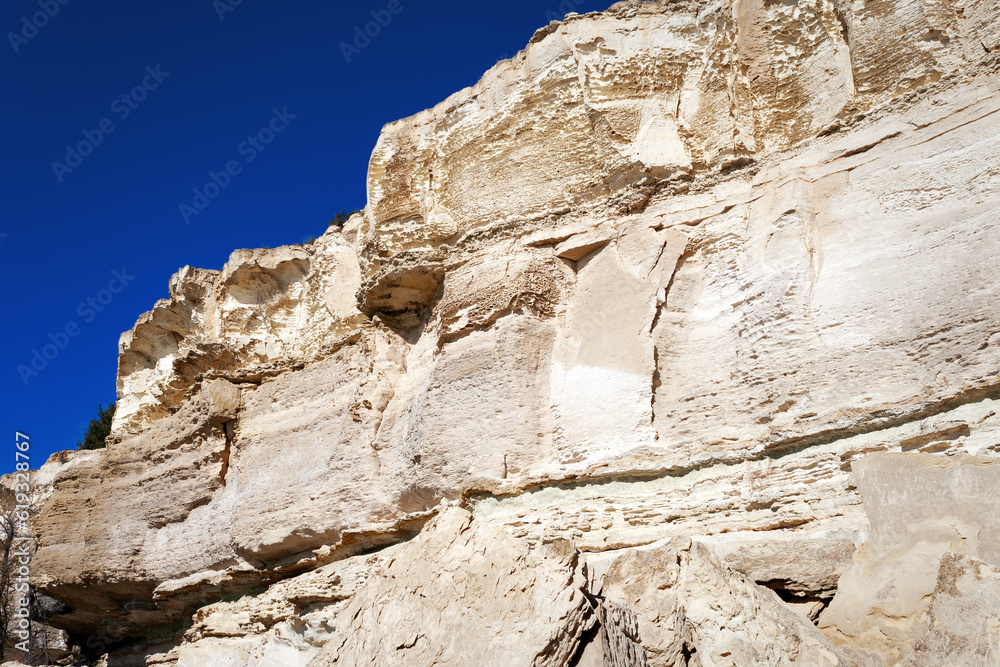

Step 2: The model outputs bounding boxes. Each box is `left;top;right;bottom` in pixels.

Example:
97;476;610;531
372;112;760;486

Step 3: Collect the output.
307;507;594;667
598;539;855;666
820;453;1000;665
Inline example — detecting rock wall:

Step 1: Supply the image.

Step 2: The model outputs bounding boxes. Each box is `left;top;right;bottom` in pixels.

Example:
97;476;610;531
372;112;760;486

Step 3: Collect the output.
12;0;1000;664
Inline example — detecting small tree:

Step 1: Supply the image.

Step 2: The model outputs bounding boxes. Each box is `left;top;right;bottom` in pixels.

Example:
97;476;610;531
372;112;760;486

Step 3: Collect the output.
76;403;115;451
0;509;21;661
329;209;362;229
0;502;63;664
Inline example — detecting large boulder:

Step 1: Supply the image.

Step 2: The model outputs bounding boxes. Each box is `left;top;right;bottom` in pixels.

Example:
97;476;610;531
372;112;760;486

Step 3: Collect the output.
307;507;594;667
597;539;855;666
899;553;1000;666
820;453;1000;665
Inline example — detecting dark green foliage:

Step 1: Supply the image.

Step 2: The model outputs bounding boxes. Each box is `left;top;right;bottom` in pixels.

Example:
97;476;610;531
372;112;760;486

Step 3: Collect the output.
77;403;115;450
329;209;362;228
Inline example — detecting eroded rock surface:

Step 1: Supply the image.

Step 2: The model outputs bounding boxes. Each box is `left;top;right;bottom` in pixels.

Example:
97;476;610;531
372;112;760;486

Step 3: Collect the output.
597;539;855;666
307;507;593;667
898;553;1000;667
12;0;1000;663
819;453;1000;665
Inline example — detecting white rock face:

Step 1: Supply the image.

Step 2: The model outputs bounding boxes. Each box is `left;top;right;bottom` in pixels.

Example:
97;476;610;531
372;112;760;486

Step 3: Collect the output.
114;240;367;436
12;0;1000;664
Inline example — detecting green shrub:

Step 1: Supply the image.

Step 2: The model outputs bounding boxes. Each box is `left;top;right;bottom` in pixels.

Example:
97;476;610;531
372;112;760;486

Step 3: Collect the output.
77;403;116;450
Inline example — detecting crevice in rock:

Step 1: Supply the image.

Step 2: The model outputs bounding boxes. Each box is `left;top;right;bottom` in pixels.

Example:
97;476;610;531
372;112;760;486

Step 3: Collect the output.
650;247;691;436
651;345;662;441
566;617;602;667
680;641;698;664
765;584;833;624
360;266;446;328
661;248;693;313
219;420;235;486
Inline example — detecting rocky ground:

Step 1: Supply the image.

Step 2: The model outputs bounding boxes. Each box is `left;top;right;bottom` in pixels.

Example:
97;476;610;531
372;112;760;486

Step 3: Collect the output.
5;0;1000;664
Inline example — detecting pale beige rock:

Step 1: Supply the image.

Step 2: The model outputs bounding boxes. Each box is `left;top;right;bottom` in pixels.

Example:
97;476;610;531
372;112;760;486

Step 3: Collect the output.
201;378;241;421
555;230;615;262
706;534;856;601
136;546;403;667
114;235;367;436
966;0;1000;52
898;553;1000;666
587;599;650;667
550;226;686;465
361;0;991;297
820;453;1000;665
307;507;594;667
470;72;1000;562
435;248;572;339
598;539;855;666
18;0;1000;658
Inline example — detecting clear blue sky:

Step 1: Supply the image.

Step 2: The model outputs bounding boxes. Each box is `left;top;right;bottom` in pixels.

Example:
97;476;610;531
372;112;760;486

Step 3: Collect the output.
0;0;610;474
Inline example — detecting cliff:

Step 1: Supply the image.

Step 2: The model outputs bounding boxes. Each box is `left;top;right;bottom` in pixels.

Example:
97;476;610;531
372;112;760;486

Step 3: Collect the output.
13;0;1000;665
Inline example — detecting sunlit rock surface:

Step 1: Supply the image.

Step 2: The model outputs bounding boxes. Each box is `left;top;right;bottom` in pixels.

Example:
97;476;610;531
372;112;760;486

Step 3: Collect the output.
819;453;1000;665
10;0;1000;664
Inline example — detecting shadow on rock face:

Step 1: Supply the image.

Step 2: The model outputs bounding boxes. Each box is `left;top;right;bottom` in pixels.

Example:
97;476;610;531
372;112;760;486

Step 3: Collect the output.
359;265;445;342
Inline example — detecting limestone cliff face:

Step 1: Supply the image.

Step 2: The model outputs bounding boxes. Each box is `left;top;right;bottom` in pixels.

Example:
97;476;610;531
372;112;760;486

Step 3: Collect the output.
17;0;1000;664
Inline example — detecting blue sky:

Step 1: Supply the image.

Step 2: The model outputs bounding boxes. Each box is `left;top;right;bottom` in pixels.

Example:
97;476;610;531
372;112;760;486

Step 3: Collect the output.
0;0;610;474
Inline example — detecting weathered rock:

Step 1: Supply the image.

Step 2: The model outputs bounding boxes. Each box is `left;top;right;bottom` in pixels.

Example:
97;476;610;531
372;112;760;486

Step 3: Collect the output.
114;237;367;436
706;534;856;602
819;453;1000;665
130;544;403;667
364;0;990;281
898;553;1000;666
16;0;1000;658
307;507;594;667
597;538;855;666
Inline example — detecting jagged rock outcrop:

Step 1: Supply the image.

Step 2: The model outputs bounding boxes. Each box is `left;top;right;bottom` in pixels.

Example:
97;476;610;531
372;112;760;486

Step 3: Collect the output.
155;543;403;666
10;0;1000;664
307;507;593;667
595;538;855;666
